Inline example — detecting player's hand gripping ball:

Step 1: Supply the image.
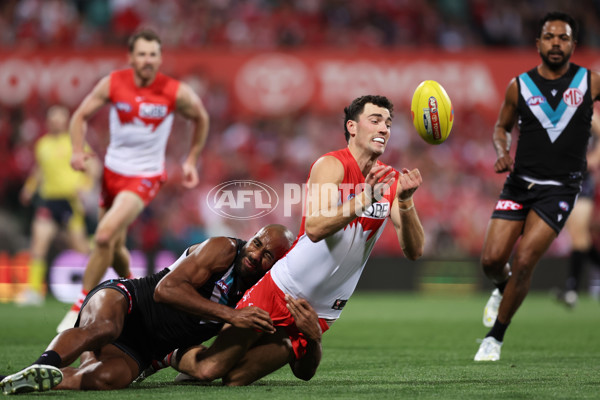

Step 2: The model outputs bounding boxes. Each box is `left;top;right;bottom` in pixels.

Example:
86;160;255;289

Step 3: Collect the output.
410;80;453;145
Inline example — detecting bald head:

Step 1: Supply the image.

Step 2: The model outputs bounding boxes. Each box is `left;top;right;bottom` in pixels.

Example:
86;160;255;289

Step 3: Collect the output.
259;224;295;248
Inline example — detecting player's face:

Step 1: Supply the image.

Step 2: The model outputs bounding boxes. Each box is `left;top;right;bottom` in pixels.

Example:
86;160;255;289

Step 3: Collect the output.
129;38;162;82
348;103;392;156
537;20;575;71
46;108;69;134
237;228;291;286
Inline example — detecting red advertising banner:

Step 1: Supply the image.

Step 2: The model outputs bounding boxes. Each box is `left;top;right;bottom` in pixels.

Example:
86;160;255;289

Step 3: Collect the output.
2;48;600;122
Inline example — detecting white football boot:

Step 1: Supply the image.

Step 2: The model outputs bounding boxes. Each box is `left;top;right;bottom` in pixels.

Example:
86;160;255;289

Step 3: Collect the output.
0;364;62;394
483;288;502;328
474;337;503;361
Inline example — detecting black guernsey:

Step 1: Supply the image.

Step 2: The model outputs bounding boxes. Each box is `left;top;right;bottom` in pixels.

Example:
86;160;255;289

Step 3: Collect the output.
114;238;248;364
514;63;593;186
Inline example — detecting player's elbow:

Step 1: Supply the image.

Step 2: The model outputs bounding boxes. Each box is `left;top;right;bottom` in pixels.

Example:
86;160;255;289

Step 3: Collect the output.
153;282;171;304
304;222;326;242
403;246;424;261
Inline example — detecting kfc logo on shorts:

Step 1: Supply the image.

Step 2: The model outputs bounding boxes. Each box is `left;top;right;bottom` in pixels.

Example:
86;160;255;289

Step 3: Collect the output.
495;200;523;211
139;103;168;118
558;201;570;212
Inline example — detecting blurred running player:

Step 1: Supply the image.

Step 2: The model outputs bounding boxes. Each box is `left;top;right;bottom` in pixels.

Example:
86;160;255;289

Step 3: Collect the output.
18;105;98;306
57;29;210;332
556;110;600;307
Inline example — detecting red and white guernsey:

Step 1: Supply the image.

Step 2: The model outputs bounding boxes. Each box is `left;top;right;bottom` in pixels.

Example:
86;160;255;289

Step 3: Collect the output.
271;148;399;319
106;69;180;176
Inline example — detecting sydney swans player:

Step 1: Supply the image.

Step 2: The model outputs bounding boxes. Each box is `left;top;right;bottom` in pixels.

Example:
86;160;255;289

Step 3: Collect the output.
167;95;425;386
58;28;209;333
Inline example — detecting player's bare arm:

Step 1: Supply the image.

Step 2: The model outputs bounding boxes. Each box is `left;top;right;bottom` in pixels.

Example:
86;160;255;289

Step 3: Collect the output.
175;82;210;189
69;76;110;172
304;156;394;242
493;78;519;174
285;295;322;381
389;168;425;260
154;237;274;332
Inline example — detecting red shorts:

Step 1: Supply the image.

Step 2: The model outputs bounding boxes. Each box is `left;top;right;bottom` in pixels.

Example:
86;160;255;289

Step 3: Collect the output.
236;271;330;360
100;166;166;208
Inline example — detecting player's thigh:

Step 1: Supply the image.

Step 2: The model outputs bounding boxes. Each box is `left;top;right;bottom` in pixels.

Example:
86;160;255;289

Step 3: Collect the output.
96;192;144;237
514;211;558;268
30;216;58;255
565;198;594;245
223;328;292;386
481;217;524;265
78;288;128;335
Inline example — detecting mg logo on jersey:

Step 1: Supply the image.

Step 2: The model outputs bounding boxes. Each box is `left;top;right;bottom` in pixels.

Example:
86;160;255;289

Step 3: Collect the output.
139;103;168;118
207;180;279;220
495;200;523;211
563;88;583;107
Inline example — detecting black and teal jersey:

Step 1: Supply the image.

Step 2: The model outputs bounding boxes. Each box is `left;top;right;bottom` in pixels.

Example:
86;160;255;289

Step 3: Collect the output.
122;238;247;362
514;63;593;186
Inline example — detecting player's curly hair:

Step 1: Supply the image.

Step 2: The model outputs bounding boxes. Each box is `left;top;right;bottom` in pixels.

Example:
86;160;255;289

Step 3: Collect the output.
343;95;394;143
128;28;162;53
539;12;578;41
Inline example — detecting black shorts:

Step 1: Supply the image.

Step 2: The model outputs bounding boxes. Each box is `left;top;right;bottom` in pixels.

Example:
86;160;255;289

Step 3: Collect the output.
491;174;580;234
579;171;595;200
77;279;151;373
36;198;73;226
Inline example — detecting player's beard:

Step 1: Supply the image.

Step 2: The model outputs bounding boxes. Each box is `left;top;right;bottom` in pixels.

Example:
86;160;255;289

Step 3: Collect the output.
540;49;571;71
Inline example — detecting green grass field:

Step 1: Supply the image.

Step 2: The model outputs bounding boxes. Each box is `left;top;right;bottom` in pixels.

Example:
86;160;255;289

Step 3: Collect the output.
1;292;598;399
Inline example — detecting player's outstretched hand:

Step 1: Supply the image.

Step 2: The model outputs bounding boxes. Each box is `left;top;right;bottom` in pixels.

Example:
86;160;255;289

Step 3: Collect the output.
230;306;275;333
285;295;322;342
397;167;422;201
364;164;395;205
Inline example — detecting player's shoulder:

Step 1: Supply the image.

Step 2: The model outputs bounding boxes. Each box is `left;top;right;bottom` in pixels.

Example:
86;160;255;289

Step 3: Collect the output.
310;153;344;178
187;237;239;271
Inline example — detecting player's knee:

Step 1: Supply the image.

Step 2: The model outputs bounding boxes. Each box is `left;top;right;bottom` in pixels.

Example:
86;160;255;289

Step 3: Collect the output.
480;254;504;277
94;229;115;248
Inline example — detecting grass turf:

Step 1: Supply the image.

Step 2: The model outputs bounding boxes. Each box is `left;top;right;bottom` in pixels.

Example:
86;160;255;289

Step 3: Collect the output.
0;292;598;399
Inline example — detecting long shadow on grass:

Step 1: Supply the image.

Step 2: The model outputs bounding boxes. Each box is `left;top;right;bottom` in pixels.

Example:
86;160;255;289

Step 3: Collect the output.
133;376;556;388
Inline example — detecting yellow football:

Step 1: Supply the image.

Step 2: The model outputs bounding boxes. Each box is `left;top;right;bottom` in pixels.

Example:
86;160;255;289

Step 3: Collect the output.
410;80;453;145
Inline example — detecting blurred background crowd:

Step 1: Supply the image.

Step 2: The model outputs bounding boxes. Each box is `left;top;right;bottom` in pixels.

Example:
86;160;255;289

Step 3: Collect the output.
2;0;600;49
1;0;600;266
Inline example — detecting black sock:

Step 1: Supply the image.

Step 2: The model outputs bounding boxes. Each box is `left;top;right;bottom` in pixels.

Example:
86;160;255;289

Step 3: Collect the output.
33;350;62;368
587;247;600;269
567;250;585;291
496;280;508;294
486;319;509;342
